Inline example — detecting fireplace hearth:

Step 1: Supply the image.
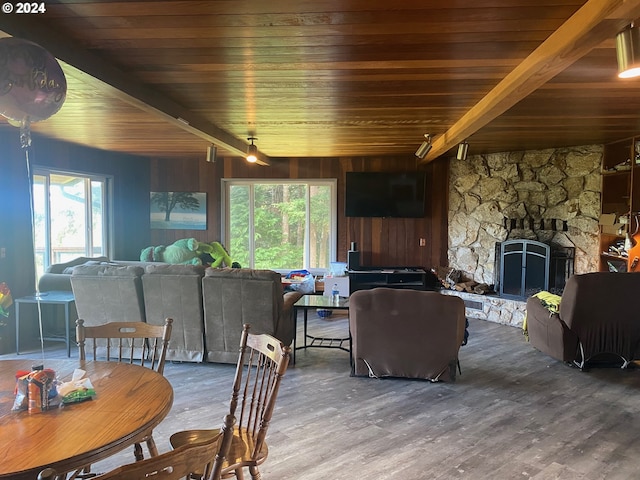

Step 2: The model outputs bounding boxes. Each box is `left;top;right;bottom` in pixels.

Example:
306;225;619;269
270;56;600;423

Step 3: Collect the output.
494;240;574;300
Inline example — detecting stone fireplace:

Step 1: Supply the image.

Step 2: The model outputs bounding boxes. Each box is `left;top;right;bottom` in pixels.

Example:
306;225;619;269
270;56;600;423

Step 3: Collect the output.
447;145;602;326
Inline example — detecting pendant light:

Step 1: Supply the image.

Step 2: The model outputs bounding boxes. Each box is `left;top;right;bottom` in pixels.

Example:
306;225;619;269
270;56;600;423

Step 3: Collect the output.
246;137;258;163
616;25;640;78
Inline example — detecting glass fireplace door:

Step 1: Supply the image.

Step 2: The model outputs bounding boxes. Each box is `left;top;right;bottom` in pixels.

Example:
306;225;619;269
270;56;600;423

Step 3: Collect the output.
499;239;550;299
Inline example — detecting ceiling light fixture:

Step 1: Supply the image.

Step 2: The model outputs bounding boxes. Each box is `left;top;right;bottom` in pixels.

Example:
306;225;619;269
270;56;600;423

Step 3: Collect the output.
456;141;469;161
616;24;640;78
415;134;432;159
246;137;258;163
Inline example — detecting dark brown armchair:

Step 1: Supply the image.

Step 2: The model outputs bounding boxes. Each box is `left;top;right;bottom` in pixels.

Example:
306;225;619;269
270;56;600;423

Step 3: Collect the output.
526;272;640;368
349;287;466;382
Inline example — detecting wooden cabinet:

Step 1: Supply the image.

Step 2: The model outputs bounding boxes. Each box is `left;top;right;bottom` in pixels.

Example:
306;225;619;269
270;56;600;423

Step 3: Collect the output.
600;137;640;272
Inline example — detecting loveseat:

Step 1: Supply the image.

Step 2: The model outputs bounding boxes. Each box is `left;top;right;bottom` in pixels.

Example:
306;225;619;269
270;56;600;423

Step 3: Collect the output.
70;264;302;364
526;272;640;368
38;256;162;292
349;287;466;382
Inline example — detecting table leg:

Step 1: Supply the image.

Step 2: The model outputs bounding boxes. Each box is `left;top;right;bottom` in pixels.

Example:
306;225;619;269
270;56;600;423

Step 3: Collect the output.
292;307;297;364
15;301;21;355
303;308;308;348
64;302;71;358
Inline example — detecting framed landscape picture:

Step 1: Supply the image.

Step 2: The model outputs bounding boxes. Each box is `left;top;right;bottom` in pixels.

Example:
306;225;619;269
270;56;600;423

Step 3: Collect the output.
150;191;207;230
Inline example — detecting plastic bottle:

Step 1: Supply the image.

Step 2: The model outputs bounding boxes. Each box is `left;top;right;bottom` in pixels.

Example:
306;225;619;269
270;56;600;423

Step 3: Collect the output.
331;283;340;304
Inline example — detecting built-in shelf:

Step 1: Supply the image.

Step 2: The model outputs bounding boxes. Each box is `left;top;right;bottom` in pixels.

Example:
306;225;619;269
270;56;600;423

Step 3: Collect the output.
600;136;640;272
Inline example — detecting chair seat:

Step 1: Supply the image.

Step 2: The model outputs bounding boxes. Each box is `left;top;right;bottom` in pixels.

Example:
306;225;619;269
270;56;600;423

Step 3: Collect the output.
39;414;237;480
170;428;266;476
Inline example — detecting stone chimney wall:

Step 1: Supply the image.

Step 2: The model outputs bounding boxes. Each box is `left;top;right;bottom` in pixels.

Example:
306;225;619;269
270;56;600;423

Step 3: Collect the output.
448;146;602;285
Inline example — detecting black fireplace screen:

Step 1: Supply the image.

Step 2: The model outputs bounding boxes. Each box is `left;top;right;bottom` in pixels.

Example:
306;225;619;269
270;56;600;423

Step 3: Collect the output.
494;240;574;299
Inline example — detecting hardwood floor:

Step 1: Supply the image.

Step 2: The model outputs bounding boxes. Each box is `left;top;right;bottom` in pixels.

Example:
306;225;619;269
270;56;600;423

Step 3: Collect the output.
5;312;640;479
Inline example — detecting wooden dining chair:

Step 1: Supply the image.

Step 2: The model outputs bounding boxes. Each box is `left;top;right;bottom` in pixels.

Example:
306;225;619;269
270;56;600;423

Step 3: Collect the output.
76;318;173;375
76;318;173;464
38;414;236;480
169;324;291;480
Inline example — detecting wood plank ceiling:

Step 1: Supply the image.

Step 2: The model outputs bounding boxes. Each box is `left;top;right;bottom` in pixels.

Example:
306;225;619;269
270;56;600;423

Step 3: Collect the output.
3;0;640;163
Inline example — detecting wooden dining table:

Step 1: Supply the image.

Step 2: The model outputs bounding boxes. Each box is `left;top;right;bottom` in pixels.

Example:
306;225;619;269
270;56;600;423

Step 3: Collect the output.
0;359;174;480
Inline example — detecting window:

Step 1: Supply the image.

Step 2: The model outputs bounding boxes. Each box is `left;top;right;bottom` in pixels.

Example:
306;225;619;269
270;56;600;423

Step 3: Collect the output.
32;169;112;279
222;179;337;272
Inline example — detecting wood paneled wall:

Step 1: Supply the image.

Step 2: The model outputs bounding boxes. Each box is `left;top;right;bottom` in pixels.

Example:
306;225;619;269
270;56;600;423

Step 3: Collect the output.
150;155;449;269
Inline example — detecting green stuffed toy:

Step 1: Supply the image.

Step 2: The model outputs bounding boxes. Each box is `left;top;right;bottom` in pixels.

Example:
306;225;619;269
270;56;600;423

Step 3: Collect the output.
140;237;202;265
196;241;241;268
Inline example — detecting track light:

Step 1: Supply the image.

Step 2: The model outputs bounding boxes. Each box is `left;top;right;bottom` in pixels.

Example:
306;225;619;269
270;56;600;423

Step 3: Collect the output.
415;134;432;159
616;25;640;78
206;144;216;163
246;137;258;163
456;141;469;160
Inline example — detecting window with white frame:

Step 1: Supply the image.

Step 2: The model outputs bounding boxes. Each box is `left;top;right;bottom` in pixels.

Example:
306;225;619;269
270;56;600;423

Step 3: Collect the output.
32;169;112;279
222;179;337;272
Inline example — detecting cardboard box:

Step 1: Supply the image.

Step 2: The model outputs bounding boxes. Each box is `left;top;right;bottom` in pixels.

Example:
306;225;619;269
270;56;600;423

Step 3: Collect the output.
599;213;626;235
323;276;350;298
602;224;626;235
599;213;617;226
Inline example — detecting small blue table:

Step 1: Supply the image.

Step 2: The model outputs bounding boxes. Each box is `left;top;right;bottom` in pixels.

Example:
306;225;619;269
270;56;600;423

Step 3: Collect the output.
14;291;76;357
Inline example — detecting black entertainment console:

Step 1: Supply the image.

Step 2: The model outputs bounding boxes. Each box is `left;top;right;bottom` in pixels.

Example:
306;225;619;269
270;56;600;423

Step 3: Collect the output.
348;267;439;294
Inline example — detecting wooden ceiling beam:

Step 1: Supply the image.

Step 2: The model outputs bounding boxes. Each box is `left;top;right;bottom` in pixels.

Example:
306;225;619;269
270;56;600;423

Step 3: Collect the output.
422;0;640;163
0;17;270;165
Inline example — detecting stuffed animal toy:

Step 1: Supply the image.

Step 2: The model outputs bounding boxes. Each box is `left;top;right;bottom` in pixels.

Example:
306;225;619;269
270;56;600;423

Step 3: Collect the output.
196;241;241;268
140;237;202;265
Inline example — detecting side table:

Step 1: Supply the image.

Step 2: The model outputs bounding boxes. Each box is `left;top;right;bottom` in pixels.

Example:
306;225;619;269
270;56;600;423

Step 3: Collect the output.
293;295;350;363
14;291;76;357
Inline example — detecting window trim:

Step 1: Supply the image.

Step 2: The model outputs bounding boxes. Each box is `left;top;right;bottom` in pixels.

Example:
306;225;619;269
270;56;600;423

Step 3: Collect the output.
32;167;114;271
221;178;337;274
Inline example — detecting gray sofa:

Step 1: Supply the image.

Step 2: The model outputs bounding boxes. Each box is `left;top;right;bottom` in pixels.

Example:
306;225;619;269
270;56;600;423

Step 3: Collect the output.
39;256;162;292
69;264;302;364
349;287;466;382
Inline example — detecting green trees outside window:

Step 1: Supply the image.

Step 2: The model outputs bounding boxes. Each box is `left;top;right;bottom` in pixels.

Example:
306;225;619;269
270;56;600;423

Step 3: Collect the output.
226;180;336;270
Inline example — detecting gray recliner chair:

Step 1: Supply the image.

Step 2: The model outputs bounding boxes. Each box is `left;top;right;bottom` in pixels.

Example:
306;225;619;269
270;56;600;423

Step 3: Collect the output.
71;264;146;325
71;264;147;358
202;268;302;363
142;264;207;362
349;287;466;382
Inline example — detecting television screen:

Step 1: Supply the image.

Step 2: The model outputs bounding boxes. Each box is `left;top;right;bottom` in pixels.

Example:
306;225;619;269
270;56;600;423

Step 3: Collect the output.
345;171;426;218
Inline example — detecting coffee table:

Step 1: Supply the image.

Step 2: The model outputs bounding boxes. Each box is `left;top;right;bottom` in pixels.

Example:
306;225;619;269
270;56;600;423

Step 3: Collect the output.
293;295;350;362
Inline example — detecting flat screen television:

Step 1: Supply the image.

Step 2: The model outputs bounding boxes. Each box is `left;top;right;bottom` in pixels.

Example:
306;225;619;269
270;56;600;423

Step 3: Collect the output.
345;171;426;218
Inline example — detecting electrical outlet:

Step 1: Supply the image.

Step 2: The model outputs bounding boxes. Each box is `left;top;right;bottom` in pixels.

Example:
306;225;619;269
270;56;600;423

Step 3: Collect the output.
419;238;426;247
0;247;5;259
